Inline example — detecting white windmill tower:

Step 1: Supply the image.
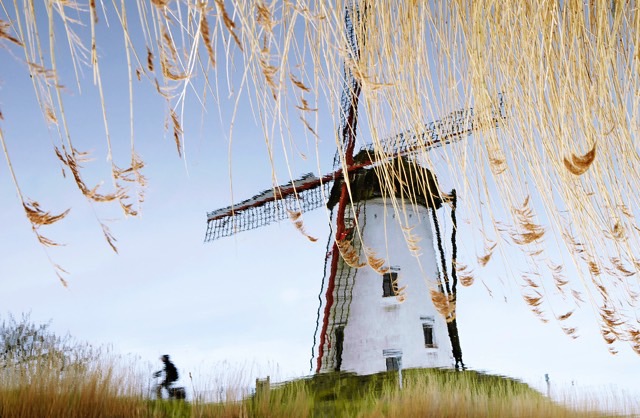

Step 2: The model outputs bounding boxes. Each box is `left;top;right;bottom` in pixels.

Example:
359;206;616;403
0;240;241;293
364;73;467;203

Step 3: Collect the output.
312;152;460;375
204;3;504;375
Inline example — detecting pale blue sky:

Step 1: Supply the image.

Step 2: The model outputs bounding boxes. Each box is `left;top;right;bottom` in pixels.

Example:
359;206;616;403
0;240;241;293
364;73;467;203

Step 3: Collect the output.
1;2;639;409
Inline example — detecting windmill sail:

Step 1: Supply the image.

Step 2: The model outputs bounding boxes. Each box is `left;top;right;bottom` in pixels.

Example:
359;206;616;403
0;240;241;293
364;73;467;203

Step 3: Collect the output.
204;173;333;242
204;96;505;242
364;94;506;157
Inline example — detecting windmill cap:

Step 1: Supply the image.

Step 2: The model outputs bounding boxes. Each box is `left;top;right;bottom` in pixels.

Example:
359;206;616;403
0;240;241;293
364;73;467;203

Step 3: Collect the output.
327;155;443;210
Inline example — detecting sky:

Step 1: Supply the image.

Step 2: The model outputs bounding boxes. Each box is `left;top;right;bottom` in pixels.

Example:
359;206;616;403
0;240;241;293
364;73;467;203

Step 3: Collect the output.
1;2;639;410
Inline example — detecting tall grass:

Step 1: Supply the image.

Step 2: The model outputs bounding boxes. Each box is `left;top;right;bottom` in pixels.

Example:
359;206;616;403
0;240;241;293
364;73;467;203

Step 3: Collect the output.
0;346;147;418
0;351;632;418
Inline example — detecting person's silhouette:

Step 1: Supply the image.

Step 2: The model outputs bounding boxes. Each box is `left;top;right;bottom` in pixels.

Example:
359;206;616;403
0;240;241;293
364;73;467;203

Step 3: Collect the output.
154;354;179;398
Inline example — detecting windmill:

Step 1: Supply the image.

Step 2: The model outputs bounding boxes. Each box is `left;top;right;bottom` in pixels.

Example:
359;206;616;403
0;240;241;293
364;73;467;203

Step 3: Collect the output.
205;4;504;375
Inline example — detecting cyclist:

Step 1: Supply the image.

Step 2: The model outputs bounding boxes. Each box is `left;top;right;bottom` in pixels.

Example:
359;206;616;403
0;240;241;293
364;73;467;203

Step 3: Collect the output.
154;354;179;398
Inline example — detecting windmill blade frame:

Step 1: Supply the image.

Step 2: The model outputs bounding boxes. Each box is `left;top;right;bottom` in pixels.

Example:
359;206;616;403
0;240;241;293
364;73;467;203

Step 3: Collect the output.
204;95;505;242
204;173;333;242
365;93;506;157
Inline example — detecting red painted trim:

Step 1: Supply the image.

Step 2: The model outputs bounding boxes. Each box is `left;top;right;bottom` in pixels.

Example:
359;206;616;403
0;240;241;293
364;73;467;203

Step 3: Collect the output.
316;240;340;372
316;75;362;373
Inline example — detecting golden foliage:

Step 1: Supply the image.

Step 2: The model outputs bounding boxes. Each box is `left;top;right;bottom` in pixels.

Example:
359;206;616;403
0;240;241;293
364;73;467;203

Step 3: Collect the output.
54;147;120;203
459;276;474;287
511;197;544;245
430;289;456;322
287;210;318;242
336;236;365;268
259;43;278;98
4;0;640;337
601;327;617;345
151;0;171;8
0;19;22;46
563;143;596;176
402;225;422;256
290;74;310;92
610;257;635;277
37;234;63;248
610;221;626;241
170;109;183;157
45;107;58;124
530;306;548;323
146;48;154;72
101;223;118;254
561;327;577;339
23;200;70;227
522;275;539;289
390;273;407;303
571;289;584;305
523;292;542;307
477;241;496;267
215;0;242;50
27;62;56;80
588;260;601;276
455;263;474;287
199;6;216;68
256;3;275;34
295;98;317;112
557;310;574;321
364;247;389;274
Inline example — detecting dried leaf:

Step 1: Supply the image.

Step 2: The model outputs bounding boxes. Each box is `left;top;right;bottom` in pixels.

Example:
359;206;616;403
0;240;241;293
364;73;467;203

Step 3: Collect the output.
199;7;216;68
456;263;474;287
0;19;23;46
23;200;70;226
170;109;182;157
215;0;242;50
563;143;596;175
430;289;456;321
477;242;497;266
151;0;171;8
288;210;317;242
101;223;118;253
523;292;542;307
336;237;365;268
557;310;574;321
364;247;389;274
290;74;310;92
146;48;154;72
37;234;64;247
610;257;635;277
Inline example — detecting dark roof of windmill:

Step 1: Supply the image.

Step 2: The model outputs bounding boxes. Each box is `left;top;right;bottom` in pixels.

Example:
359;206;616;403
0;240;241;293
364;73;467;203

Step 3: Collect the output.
327;154;444;210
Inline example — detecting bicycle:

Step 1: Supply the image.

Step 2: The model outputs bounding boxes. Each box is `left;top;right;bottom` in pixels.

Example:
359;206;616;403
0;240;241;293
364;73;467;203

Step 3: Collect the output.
152;373;186;401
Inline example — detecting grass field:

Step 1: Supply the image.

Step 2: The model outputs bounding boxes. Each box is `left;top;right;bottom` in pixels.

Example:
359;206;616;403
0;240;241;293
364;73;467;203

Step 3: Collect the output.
1;349;632;418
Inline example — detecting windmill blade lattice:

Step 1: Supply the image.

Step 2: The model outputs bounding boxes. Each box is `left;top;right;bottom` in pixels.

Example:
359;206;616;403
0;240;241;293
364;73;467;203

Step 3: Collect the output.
204;174;333;242
365;94;506;156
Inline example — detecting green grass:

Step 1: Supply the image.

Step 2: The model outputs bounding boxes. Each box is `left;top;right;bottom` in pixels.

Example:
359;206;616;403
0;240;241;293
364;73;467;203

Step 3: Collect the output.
241;369;609;418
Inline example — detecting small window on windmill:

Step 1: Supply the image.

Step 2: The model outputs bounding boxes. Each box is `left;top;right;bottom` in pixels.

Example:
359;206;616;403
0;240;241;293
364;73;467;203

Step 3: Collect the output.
385;357;400;371
383;349;402;372
382;272;398;297
421;316;437;348
382;267;401;298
